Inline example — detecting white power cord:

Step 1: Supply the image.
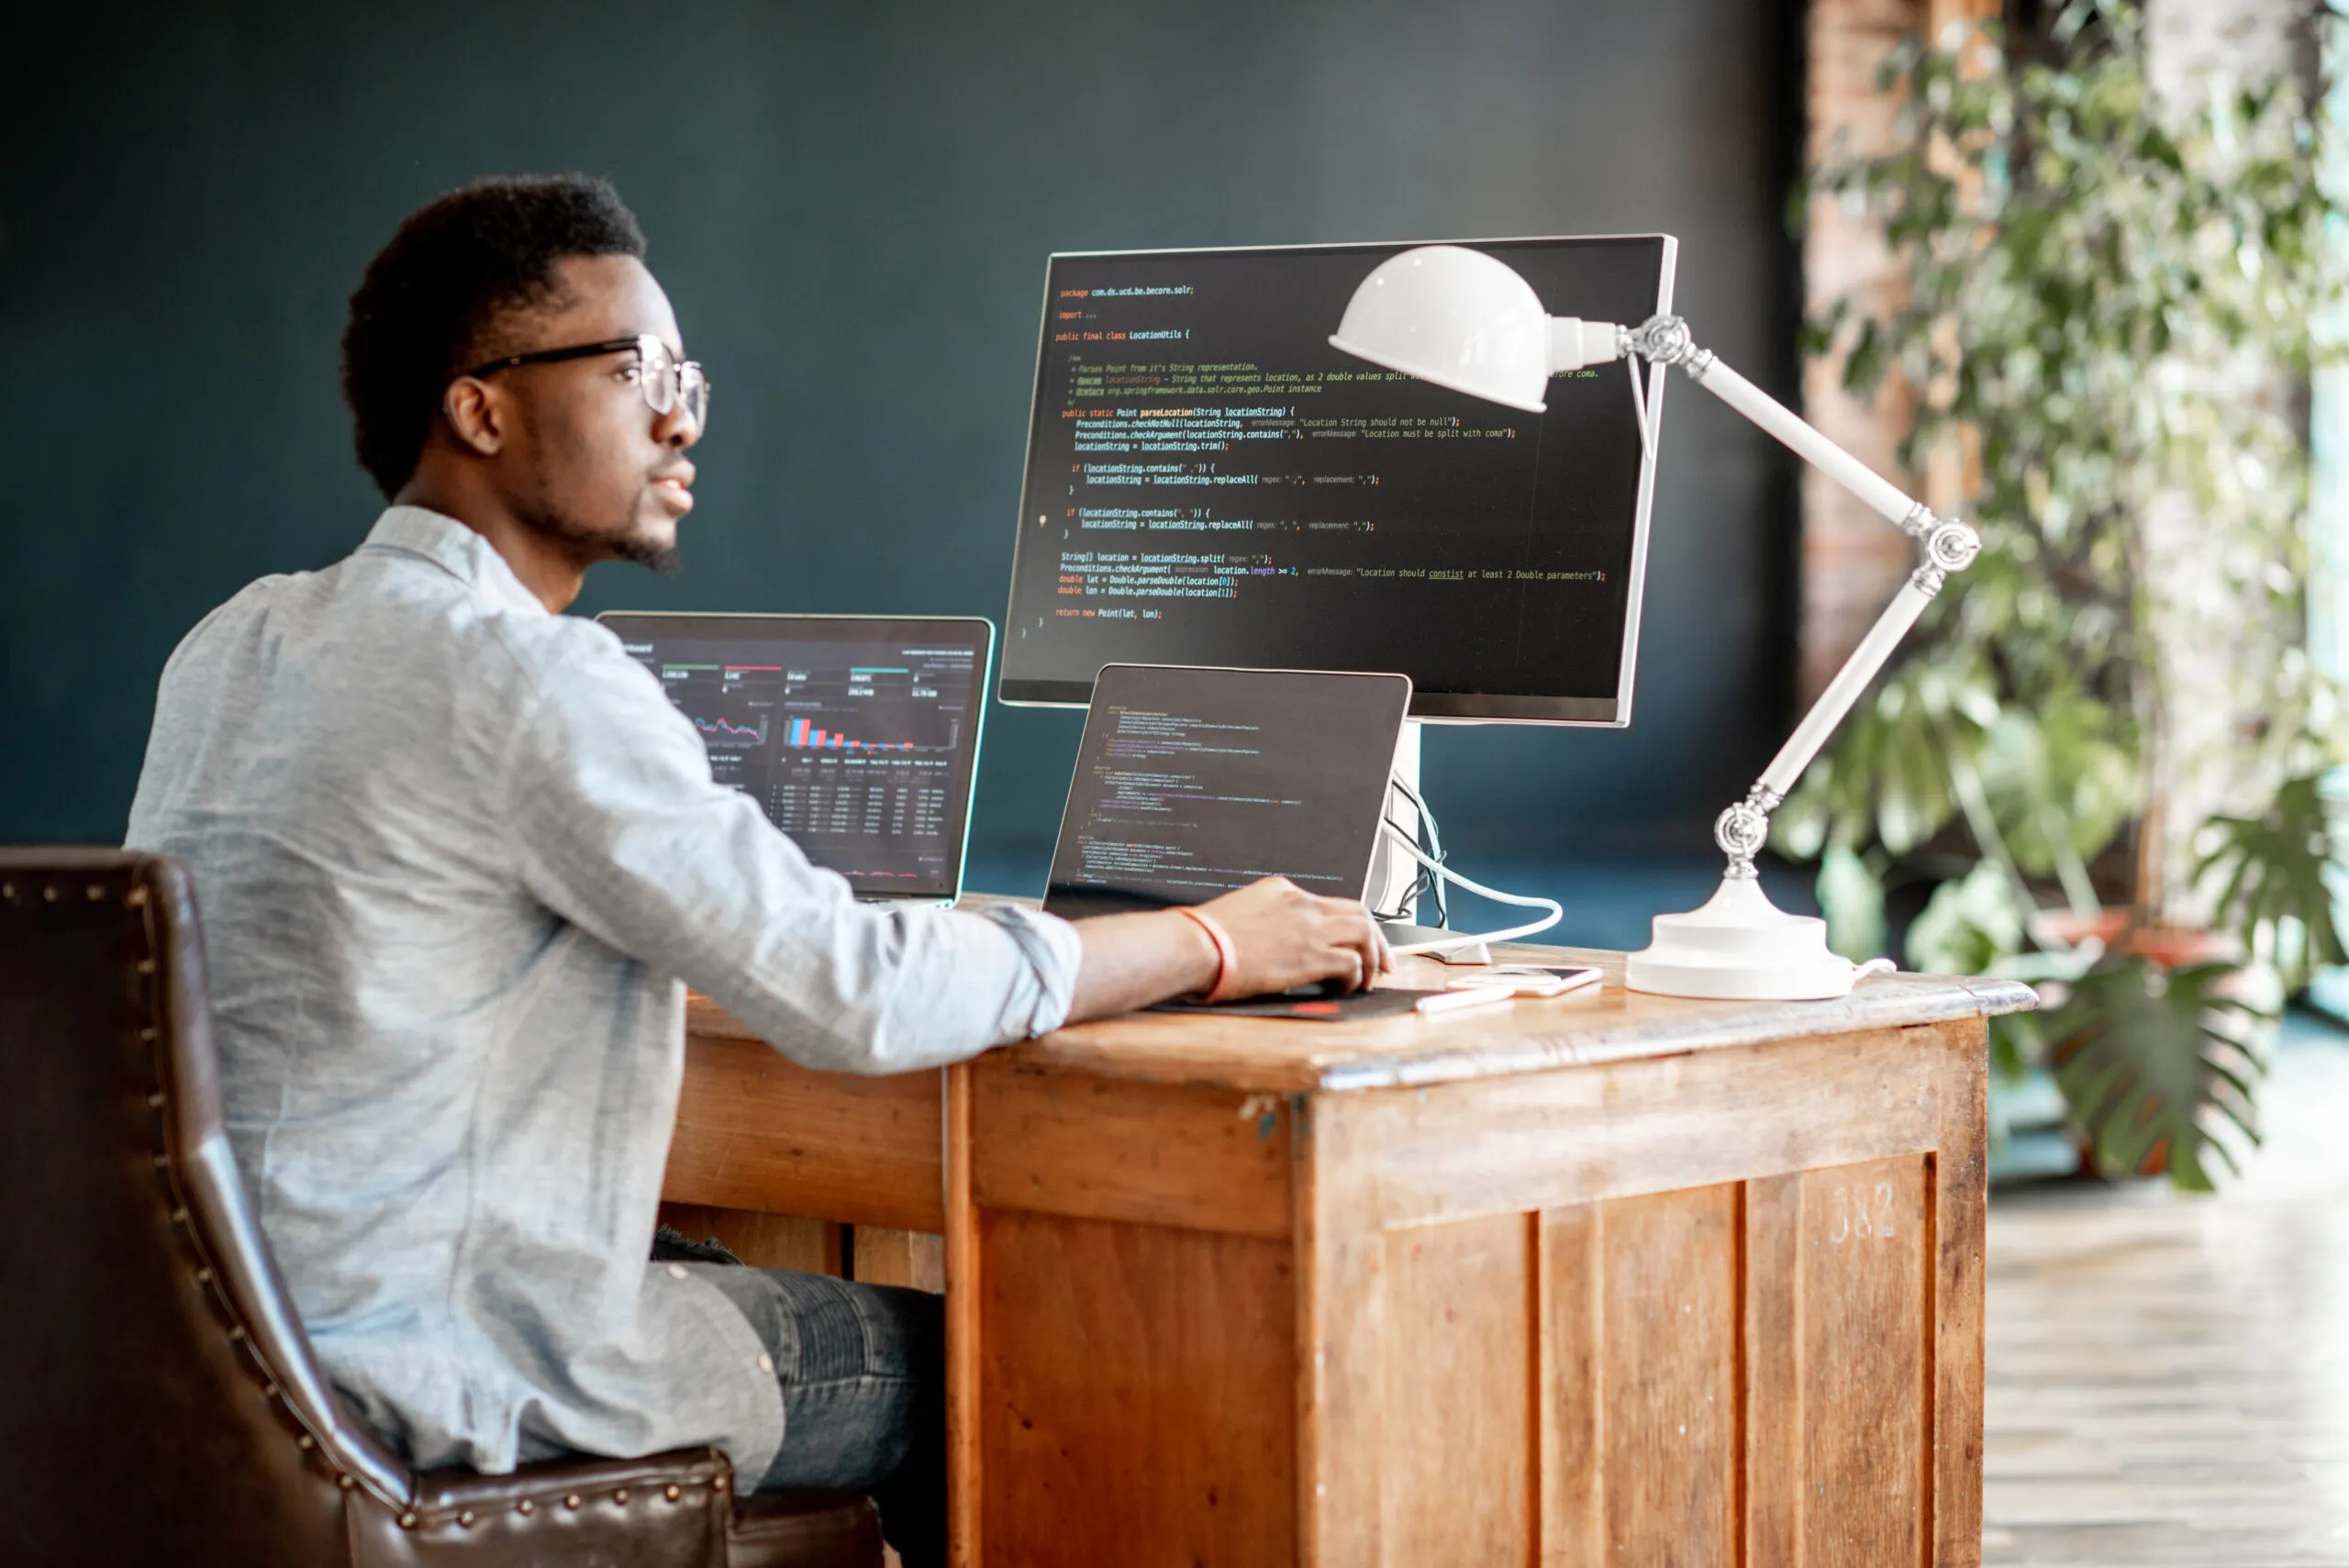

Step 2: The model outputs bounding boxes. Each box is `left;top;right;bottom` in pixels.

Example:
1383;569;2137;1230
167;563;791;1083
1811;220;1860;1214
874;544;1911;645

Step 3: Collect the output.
1378;819;1563;954
1378;772;1447;926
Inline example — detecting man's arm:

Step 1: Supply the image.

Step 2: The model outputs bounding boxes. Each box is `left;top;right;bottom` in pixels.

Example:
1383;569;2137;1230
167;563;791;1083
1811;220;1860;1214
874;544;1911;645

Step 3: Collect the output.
506;628;1389;1072
1065;877;1393;1024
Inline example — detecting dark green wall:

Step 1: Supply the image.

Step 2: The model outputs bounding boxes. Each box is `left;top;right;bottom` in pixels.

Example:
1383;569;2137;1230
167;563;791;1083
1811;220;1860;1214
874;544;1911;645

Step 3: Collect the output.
1;0;1801;876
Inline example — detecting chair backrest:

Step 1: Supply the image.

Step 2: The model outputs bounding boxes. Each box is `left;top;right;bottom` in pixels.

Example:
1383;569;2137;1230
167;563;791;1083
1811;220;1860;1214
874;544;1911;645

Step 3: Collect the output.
0;849;414;1564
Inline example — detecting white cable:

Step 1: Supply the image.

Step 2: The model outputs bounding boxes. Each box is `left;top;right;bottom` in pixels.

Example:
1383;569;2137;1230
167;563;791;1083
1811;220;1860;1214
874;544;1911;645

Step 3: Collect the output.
1382;773;1446;924
1375;817;1426;921
1378;820;1562;951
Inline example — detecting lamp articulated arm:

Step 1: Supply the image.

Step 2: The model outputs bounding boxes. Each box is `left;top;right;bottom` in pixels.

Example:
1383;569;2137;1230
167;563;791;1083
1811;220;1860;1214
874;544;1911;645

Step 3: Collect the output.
1324;243;1974;996
1593;314;1983;880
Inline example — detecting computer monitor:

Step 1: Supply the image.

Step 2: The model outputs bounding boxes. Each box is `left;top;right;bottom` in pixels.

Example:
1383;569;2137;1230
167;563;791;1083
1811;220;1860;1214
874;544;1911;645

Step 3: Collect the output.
997;235;1675;724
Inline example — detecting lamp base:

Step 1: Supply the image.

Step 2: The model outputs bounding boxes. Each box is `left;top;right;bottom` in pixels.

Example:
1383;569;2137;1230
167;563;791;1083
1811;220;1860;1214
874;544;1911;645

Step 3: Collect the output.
1624;874;1874;1001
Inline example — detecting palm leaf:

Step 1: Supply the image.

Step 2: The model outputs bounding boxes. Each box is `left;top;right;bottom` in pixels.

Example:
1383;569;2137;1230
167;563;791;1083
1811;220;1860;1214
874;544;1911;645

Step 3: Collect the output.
2046;957;2266;1192
2192;771;2346;990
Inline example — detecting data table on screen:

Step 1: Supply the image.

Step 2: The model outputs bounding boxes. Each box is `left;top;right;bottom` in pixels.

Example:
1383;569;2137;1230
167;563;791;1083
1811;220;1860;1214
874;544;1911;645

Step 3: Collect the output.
612;629;985;895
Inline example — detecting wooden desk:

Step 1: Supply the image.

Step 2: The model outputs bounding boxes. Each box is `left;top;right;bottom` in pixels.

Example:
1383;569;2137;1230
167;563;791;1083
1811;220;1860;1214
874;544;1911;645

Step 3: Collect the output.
662;939;2034;1567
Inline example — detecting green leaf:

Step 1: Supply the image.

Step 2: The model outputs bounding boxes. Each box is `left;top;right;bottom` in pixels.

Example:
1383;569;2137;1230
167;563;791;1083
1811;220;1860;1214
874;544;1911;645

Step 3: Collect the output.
1817;844;1888;962
1989;1010;2046;1083
2192;771;2348;991
2046;958;2266;1192
1771;660;1986;866
1842;318;1891;398
1906;861;2029;975
1974;685;2138;875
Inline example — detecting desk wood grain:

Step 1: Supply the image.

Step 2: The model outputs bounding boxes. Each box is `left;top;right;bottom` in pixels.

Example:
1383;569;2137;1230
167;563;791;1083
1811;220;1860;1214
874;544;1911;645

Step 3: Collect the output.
665;1016;942;1233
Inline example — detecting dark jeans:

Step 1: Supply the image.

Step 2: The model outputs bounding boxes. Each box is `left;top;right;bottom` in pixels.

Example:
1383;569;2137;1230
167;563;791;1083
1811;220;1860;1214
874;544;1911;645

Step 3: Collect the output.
687;1261;946;1568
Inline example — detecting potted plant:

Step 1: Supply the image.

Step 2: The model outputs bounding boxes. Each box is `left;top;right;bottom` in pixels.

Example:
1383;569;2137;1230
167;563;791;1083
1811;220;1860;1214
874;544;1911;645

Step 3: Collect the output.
1781;0;2345;1188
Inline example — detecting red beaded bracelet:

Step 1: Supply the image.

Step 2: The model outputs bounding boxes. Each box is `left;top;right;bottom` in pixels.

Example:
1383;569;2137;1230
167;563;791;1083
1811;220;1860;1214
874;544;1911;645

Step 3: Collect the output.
1173;905;1241;1004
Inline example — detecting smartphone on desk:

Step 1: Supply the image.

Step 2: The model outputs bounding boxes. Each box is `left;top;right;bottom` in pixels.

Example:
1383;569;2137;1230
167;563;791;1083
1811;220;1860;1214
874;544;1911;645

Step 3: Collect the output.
1443;965;1603;999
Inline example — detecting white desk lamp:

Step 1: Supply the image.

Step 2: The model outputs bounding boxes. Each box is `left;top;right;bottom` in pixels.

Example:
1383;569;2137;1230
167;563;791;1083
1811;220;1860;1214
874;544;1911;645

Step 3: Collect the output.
1331;245;1979;1000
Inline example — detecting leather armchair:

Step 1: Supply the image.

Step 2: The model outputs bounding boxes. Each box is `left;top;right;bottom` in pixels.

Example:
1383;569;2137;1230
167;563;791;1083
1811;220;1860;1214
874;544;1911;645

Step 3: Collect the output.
0;849;883;1567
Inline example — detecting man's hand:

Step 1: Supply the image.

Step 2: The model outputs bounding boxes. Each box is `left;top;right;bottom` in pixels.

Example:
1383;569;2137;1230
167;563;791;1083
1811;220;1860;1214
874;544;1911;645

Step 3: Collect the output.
1063;876;1393;1025
1194;875;1391;998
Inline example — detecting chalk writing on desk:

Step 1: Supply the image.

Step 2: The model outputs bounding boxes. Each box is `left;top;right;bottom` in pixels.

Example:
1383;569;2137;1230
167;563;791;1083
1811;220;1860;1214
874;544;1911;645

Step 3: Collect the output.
1825;1179;1900;1245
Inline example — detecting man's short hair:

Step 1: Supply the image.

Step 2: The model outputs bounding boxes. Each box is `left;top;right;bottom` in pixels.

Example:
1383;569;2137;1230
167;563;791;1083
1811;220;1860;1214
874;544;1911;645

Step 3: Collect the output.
340;174;646;498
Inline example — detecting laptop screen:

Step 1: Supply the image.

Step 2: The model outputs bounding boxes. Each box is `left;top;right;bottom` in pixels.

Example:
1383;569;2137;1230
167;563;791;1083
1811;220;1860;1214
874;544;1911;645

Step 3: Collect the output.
600;614;993;901
1042;664;1411;920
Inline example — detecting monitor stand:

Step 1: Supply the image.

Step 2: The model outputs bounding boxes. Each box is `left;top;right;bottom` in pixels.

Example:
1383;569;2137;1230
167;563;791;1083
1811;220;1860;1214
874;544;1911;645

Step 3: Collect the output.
1369;720;1491;963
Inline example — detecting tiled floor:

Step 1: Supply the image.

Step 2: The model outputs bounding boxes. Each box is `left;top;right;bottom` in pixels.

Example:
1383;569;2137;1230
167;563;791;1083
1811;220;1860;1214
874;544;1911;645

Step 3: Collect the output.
1982;1015;2349;1565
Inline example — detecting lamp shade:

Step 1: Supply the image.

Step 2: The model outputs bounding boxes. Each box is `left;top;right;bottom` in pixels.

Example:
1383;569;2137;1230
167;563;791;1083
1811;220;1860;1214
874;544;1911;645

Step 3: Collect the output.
1328;245;1552;413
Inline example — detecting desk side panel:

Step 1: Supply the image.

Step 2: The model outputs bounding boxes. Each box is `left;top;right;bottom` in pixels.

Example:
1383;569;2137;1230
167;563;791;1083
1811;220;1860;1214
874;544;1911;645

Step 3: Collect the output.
971;1067;1291;1239
1361;1027;1940;1231
1594;1186;1742;1563
1537;1184;1746;1568
963;1064;1303;1565
1302;1022;1981;1568
1932;1022;1989;1568
666;1035;944;1233
1824;1156;1932;1562
1381;1213;1535;1564
1784;1156;1930;1564
1297;1093;1386;1568
975;1207;1297;1567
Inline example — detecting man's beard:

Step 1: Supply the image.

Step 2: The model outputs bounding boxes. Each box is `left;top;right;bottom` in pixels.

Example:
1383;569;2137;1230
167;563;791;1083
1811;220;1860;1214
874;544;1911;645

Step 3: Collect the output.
515;497;681;575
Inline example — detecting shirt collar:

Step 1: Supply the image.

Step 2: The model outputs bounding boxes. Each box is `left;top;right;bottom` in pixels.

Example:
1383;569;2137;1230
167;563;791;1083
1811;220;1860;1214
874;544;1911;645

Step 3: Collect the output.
361;506;551;617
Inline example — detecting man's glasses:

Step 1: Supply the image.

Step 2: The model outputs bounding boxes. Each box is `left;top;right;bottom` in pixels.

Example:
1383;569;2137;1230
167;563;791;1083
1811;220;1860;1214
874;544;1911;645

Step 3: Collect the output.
463;333;710;428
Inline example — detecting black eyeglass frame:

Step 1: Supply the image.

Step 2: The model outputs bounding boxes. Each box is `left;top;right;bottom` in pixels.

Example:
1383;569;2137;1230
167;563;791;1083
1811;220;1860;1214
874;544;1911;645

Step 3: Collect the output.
461;333;709;424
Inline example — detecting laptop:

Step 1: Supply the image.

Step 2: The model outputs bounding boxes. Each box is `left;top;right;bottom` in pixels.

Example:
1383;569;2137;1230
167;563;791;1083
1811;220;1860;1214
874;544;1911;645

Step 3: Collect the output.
599;612;994;909
1041;663;1412;920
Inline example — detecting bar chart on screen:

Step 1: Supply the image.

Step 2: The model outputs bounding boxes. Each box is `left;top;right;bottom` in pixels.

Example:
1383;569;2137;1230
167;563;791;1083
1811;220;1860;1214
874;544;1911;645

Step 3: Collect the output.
778;716;941;753
616;625;985;897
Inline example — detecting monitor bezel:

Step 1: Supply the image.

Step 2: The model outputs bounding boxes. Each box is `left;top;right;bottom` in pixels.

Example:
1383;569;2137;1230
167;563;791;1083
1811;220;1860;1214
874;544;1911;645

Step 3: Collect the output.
594;610;996;905
996;233;1678;728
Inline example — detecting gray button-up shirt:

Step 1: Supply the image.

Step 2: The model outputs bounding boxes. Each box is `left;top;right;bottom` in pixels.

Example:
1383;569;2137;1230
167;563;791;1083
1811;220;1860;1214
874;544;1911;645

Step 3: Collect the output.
125;506;1080;1485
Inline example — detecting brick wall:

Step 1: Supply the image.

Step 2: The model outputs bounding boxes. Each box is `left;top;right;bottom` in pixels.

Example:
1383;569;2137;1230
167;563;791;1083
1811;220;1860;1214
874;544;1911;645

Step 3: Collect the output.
1798;0;1994;702
1800;0;1922;703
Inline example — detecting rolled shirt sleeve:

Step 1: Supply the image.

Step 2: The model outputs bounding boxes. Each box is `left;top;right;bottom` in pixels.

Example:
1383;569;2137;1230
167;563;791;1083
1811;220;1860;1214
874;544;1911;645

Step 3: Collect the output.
506;618;1081;1073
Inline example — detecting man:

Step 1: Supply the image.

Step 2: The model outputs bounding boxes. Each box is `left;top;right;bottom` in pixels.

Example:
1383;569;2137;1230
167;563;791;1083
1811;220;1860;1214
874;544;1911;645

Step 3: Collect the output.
125;174;1386;1566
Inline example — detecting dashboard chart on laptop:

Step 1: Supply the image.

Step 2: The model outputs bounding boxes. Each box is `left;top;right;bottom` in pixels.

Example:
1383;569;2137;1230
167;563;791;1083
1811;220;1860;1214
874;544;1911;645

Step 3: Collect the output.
601;614;991;900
